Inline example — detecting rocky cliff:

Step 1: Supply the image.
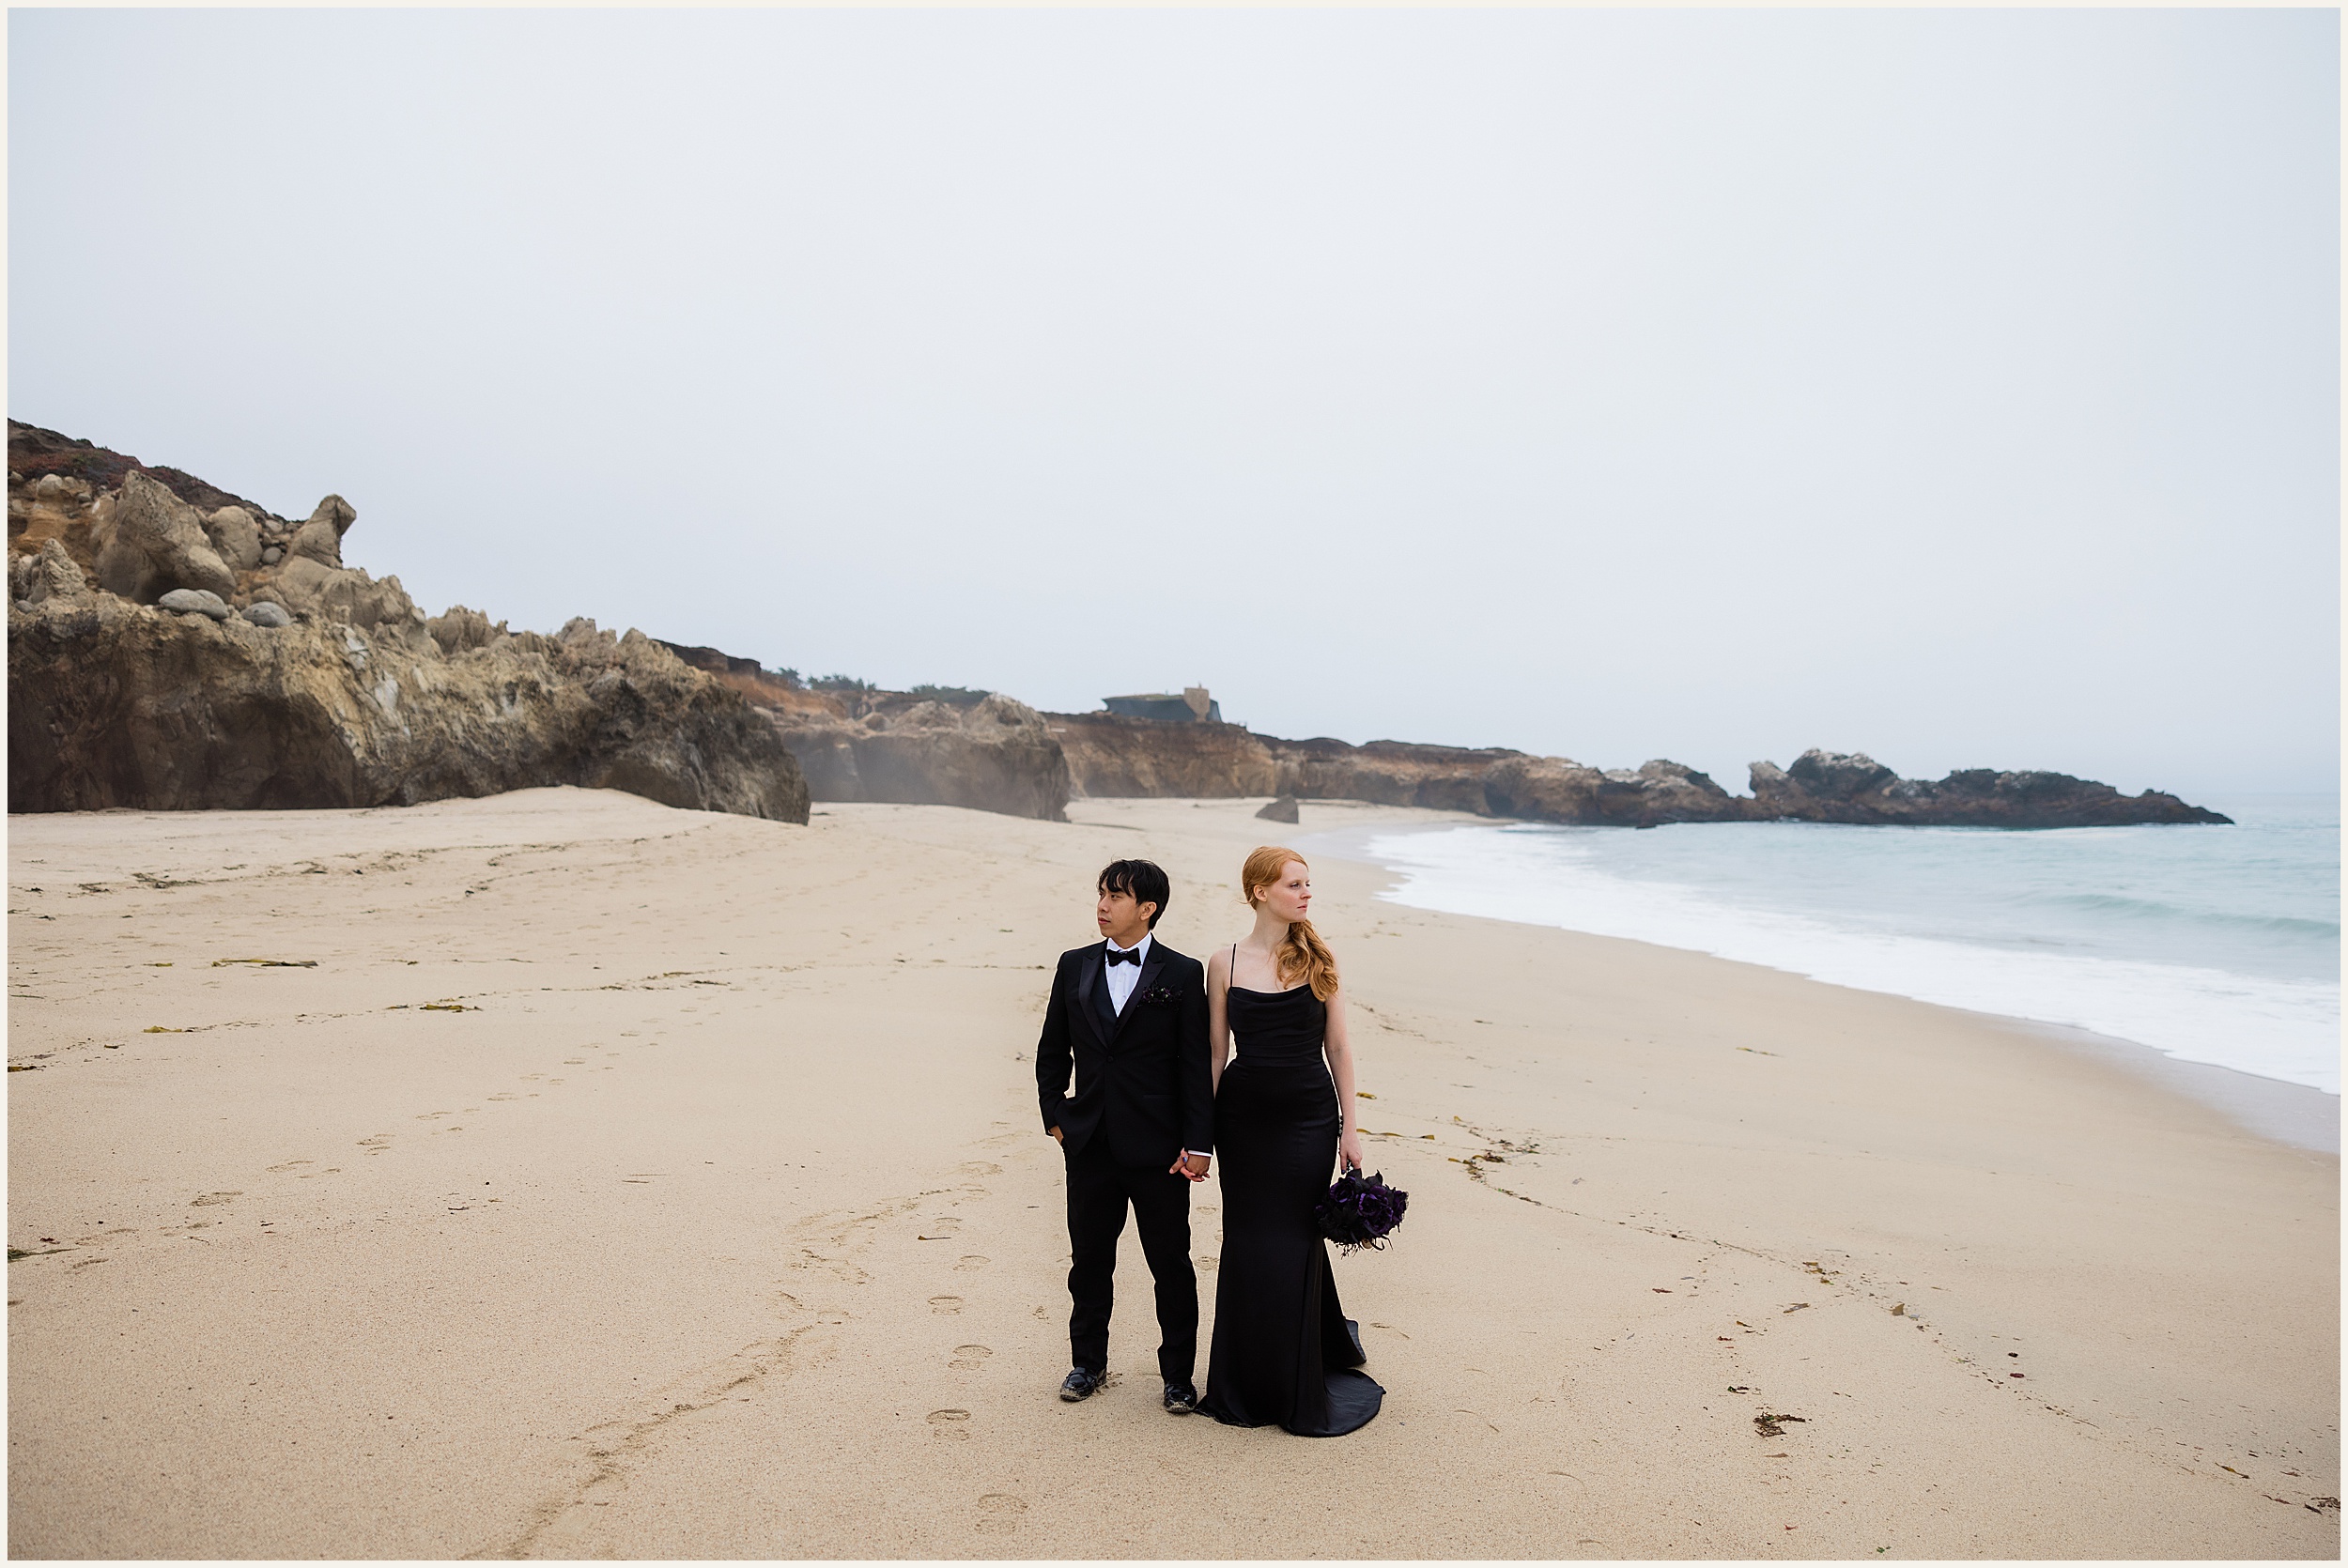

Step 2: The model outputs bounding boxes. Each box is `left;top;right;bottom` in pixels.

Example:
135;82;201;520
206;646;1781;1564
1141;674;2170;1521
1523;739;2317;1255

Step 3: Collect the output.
778;697;1072;821
8;423;808;821
657;658;1073;822
1045;712;2227;829
8;422;2227;832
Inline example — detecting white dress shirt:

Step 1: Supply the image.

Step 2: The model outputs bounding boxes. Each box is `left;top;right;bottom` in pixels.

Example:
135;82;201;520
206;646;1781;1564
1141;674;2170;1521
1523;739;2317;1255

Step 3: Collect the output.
1104;931;1151;1014
1104;933;1211;1164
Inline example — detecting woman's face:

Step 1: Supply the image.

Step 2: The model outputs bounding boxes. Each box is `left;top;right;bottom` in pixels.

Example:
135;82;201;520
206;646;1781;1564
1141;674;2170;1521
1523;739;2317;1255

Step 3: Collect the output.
1254;861;1312;924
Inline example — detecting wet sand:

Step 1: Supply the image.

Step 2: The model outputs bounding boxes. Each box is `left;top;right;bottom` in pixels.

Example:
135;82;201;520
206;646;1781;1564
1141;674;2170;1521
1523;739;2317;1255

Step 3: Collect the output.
7;788;2338;1557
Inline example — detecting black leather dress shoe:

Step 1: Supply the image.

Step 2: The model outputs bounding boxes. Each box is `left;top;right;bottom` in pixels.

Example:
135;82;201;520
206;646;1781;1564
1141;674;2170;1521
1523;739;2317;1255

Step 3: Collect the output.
1162;1380;1198;1415
1059;1367;1106;1402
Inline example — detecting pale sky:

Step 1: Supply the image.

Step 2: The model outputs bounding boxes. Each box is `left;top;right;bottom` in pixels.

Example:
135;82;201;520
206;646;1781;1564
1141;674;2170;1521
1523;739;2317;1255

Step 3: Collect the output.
10;8;2338;799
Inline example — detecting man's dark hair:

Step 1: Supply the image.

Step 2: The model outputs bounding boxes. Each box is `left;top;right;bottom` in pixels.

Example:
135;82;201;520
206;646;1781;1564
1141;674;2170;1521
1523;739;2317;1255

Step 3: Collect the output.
1098;859;1170;929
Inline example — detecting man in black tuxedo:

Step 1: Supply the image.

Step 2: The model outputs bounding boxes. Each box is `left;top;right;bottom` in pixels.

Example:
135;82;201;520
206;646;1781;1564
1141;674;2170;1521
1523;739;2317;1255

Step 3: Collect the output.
1035;858;1214;1413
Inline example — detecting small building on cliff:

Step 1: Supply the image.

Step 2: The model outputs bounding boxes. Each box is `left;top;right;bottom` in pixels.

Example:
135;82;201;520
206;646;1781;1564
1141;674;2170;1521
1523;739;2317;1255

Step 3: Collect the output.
1104;686;1221;723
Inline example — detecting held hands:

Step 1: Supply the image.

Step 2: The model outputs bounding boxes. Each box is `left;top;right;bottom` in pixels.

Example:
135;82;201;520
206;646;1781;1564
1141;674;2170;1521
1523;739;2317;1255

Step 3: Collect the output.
1169;1151;1212;1182
1049;1126;1064;1144
1338;1129;1366;1176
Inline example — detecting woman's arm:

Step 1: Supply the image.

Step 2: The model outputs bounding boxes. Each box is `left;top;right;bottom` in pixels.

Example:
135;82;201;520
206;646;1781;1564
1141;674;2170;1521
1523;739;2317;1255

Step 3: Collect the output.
1323;986;1366;1174
1206;945;1233;1093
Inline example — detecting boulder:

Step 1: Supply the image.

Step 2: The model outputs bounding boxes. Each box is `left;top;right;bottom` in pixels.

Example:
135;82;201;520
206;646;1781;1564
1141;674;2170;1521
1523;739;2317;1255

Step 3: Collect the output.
287;494;356;568
158;588;233;621
206;506;264;572
91;470;238;603
241;601;293;628
1256;795;1300;823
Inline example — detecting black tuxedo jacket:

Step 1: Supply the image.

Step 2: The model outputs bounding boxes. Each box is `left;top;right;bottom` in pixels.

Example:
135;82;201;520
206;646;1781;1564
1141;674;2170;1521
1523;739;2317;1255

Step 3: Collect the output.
1035;938;1213;1167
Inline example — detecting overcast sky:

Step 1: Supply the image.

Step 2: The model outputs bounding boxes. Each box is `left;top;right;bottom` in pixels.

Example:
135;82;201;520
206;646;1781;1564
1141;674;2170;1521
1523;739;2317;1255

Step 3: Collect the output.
10;8;2338;798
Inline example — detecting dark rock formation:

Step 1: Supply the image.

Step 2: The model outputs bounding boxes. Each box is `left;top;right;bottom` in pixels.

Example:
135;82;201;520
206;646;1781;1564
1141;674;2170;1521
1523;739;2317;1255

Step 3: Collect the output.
1748;749;2231;827
95;471;238;603
8;426;808;822
1046;710;2226;830
1256;795;1300;823
1481;756;1750;828
1271;737;1511;814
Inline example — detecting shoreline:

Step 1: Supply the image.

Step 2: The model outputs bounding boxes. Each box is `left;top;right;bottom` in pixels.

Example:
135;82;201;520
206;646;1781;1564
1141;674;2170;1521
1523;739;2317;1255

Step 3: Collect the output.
8;789;2336;1558
1295;810;2340;1152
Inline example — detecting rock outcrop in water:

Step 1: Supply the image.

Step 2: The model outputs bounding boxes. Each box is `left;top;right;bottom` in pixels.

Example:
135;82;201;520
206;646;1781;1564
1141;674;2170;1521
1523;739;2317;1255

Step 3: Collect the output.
1747;749;2230;827
8;423;808;821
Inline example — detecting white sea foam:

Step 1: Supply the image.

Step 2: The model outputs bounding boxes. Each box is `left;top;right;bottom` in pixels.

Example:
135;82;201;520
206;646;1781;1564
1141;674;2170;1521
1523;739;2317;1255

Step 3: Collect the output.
1355;800;2340;1096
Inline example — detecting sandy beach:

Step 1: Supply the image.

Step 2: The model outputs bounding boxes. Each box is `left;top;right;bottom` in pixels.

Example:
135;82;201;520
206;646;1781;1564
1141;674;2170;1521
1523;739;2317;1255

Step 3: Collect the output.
7;788;2337;1559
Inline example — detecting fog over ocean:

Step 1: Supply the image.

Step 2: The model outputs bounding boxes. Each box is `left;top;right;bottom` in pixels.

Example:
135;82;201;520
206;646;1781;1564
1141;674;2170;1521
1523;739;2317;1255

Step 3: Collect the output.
1346;798;2340;1096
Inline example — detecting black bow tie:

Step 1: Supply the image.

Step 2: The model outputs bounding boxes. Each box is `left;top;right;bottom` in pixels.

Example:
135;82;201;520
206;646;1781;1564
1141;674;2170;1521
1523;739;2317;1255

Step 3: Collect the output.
1105;946;1141;967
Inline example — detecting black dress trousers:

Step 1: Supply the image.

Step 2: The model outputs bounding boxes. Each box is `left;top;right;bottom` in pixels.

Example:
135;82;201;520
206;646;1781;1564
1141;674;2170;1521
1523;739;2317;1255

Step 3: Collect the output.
1064;1130;1198;1381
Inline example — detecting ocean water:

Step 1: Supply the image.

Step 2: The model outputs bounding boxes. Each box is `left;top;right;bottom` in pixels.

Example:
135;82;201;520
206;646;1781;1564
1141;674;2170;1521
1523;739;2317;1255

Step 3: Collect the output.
1351;796;2340;1096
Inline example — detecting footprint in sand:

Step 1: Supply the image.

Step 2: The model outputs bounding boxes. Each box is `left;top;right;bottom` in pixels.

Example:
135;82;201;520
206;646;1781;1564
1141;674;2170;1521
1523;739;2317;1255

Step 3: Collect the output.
957;1161;1002;1178
358;1134;394;1154
266;1160;312;1173
954;1255;989;1273
797;1249;870;1285
927;1409;971;1439
487;1093;518;1102
975;1494;1027;1535
950;1345;993;1371
930;1296;964;1315
923;1217;963;1236
191;1191;241;1207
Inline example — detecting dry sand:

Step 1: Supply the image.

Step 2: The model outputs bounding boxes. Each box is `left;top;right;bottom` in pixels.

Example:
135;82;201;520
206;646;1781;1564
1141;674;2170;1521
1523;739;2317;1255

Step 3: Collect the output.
7;788;2338;1559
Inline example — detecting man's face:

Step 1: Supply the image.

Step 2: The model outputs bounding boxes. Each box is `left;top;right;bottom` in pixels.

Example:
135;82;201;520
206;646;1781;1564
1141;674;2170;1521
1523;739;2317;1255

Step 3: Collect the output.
1096;885;1157;947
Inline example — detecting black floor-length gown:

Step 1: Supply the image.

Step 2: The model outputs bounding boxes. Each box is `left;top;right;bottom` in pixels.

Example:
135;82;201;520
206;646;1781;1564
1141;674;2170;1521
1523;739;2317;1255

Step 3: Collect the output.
1199;980;1383;1437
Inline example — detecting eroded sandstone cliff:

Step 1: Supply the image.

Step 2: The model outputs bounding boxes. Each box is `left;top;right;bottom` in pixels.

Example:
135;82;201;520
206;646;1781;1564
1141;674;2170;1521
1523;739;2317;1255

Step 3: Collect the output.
8;423;808;821
656;659;1073;822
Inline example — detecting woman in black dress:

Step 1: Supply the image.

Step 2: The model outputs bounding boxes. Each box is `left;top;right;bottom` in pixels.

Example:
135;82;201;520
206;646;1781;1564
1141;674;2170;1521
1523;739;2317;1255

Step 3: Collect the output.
1198;845;1383;1437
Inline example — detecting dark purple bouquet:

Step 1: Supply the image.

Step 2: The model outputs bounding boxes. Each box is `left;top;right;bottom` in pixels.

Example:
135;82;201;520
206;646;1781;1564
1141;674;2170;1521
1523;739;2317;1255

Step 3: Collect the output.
1317;1167;1410;1254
